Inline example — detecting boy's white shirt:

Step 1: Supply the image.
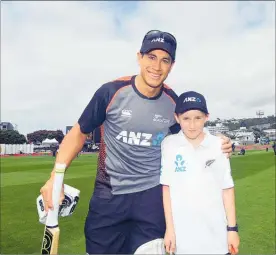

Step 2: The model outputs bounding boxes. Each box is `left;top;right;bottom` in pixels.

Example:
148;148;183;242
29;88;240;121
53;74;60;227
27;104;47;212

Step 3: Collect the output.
160;129;234;254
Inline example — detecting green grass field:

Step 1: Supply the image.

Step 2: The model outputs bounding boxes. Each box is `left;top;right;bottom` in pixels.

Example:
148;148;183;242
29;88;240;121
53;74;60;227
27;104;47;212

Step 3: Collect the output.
1;151;275;254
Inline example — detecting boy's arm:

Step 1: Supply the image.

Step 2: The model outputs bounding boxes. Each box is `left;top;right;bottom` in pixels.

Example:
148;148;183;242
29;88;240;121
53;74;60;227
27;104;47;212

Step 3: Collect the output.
222;155;236;226
163;185;176;254
163;185;175;232
223;187;240;254
160;138;176;253
222;188;237;227
222;156;240;254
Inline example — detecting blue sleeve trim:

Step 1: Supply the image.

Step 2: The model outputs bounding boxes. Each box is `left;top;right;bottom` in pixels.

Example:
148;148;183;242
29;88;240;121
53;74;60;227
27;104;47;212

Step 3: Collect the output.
78;78;132;134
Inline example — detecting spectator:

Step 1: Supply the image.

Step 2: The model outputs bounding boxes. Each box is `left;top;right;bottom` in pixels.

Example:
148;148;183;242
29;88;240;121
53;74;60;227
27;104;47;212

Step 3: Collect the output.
272;142;276;155
52;147;57;157
238;148;245;155
232;143;236;154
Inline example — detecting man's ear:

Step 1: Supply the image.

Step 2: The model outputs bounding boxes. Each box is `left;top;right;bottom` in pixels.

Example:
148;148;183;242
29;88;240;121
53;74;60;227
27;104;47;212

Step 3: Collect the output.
169;62;175;73
137;52;143;66
174;113;180;124
170;62;175;71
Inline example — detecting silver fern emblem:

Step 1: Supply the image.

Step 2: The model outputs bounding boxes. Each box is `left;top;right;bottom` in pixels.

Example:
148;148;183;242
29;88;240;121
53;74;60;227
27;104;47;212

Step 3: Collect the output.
205;159;215;168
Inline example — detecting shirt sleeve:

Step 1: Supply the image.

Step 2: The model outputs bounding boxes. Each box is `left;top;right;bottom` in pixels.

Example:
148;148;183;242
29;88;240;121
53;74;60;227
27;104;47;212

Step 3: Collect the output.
78;85;110;134
160;138;174;186
221;155;234;189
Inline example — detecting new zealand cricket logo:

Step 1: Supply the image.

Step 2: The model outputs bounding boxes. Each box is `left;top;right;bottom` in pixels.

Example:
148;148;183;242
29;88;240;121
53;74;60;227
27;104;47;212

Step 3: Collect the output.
205;159;216;168
41;228;53;254
175;154;186;172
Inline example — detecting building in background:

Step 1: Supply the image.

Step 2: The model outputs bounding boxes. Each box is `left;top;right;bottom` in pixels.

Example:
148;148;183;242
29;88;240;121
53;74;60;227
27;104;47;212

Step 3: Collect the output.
206;123;229;135
235;131;255;145
249;123;271;130
263;129;276;141
0;122;14;131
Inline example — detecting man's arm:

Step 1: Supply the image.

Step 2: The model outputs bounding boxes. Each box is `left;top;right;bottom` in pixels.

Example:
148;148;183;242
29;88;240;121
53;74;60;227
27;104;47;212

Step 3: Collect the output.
40;83;112;211
217;134;232;157
41;124;88;211
50;123;87;176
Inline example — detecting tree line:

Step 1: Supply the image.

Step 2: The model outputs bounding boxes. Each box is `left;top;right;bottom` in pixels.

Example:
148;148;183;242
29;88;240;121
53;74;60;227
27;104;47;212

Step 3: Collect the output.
0;129;64;144
27;130;64;144
0;130;27;144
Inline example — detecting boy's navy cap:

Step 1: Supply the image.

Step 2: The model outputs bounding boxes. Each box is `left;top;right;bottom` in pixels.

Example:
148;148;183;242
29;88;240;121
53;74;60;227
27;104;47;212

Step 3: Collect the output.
175;91;209;114
140;30;177;61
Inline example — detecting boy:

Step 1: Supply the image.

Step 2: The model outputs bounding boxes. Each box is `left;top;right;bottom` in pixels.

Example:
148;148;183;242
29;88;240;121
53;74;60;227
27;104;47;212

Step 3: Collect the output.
160;91;240;254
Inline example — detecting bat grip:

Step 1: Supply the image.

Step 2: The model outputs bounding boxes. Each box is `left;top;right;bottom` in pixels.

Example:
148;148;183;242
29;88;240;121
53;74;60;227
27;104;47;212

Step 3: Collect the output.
45;164;66;227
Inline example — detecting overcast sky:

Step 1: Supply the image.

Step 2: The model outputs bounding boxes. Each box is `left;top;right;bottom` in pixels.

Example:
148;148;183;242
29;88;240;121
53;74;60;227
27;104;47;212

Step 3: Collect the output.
1;1;275;135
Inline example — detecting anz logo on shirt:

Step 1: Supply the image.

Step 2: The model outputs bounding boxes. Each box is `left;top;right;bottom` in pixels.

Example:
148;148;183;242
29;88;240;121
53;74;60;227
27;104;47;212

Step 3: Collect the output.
116;131;166;147
175;154;186;172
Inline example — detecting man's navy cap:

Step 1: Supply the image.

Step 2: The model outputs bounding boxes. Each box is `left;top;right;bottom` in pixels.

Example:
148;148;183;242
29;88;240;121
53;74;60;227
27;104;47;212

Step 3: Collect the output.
140;30;177;61
175;91;209;115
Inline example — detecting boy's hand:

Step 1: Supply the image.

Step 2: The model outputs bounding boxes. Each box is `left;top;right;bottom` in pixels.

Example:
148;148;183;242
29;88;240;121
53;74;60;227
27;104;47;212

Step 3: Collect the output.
164;229;176;254
228;231;240;255
217;133;232;158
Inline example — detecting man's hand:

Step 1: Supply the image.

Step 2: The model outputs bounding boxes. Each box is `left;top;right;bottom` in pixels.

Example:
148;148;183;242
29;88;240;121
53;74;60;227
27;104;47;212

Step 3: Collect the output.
164;229;176;254
217;133;232;158
228;231;240;255
40;174;65;212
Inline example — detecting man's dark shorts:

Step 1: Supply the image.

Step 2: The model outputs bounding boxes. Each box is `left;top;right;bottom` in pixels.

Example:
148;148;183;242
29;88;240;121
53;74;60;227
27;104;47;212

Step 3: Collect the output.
84;184;165;254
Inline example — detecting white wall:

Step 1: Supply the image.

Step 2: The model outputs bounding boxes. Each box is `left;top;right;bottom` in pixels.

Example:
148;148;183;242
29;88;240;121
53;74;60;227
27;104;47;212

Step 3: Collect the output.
0;144;34;155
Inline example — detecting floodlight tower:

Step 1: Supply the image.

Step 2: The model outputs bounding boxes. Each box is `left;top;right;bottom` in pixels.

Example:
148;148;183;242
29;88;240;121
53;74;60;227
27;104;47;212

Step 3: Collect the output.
256;110;264;118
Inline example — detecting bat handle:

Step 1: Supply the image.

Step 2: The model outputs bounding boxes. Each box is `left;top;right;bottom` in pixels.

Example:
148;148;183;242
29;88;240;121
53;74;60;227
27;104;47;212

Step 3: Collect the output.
45;164;66;227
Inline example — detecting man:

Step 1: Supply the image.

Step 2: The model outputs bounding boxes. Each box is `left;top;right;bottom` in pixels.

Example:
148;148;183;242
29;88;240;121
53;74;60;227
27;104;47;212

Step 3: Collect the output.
40;30;232;254
238;148;245;155
232;142;236;154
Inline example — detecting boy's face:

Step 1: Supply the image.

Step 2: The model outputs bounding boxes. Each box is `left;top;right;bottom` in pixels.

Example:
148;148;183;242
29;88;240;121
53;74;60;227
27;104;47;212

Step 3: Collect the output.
175;110;209;140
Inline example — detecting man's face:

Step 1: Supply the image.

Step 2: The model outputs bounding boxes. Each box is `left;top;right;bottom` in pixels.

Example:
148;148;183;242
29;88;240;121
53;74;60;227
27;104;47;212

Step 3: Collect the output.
137;49;174;88
175;110;209;140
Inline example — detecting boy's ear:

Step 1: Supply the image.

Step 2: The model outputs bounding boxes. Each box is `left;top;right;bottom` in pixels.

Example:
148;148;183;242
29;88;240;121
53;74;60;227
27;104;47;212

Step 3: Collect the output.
174;113;180;124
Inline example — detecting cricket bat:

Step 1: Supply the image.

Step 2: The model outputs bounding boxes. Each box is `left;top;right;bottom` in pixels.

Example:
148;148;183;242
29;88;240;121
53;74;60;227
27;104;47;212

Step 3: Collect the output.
41;164;66;254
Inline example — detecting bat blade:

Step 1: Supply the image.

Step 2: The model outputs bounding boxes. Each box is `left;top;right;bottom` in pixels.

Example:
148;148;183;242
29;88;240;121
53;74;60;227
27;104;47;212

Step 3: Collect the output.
41;226;60;254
